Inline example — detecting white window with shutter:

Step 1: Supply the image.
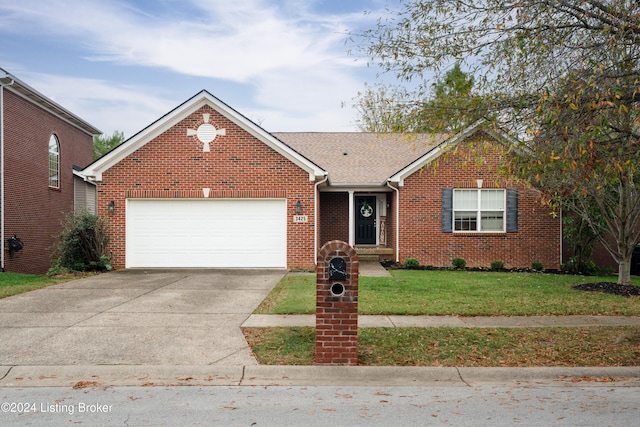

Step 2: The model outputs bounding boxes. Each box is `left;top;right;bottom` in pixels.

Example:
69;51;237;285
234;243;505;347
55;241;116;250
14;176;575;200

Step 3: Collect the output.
453;189;506;232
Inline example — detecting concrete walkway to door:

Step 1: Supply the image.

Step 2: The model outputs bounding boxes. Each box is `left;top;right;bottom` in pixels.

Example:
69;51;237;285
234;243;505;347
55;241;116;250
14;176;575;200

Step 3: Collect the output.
0;269;286;366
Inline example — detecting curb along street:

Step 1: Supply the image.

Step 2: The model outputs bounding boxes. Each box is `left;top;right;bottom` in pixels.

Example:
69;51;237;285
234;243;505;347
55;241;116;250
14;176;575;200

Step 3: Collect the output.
1;365;639;388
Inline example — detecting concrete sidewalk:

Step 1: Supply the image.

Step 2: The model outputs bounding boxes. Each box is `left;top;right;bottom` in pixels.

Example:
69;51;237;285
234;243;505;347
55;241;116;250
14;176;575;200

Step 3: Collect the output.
358;261;392;277
242;314;640;328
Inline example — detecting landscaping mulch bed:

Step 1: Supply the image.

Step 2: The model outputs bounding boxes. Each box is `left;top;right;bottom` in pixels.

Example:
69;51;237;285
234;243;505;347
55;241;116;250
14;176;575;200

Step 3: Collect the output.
379;260;549;273
572;282;640;297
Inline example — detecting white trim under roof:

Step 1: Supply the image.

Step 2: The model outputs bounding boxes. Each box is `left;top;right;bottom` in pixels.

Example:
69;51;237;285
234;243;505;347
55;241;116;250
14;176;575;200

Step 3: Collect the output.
81;90;326;182
0;67;101;136
320;184;393;192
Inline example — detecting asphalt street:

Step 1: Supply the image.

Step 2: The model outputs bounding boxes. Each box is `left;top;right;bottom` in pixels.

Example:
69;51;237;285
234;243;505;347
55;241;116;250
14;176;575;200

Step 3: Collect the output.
1;382;639;427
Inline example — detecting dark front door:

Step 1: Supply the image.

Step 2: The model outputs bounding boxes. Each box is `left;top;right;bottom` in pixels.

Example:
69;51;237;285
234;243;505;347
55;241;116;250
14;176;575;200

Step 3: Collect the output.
355;196;376;245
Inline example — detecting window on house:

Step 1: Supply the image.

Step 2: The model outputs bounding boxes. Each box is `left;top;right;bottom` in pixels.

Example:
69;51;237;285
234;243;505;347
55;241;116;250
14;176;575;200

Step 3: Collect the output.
453;189;505;232
48;134;60;188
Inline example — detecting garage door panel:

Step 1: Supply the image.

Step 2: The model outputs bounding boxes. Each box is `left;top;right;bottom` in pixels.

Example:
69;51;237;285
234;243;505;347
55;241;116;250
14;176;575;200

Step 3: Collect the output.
127;199;286;268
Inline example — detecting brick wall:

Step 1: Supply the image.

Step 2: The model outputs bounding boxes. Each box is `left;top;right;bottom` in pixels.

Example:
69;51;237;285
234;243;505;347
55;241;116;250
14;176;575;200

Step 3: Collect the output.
398;138;561;270
97;105;317;270
315;240;358;366
319;192;349;245
3;90;94;274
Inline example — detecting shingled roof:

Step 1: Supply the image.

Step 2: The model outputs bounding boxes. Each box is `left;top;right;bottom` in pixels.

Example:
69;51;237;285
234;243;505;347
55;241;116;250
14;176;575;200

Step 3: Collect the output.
273;132;447;186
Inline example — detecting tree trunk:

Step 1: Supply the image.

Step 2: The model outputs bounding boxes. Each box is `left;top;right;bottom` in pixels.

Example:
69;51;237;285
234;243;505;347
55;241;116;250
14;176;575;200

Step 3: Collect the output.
618;256;632;286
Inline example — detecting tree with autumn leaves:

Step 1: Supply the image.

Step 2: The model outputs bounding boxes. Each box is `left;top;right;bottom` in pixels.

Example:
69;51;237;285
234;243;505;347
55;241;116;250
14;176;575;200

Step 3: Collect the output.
356;0;640;284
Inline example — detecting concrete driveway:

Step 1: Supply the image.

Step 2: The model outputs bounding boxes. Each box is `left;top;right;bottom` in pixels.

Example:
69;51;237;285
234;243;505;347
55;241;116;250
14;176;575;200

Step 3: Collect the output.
0;269;285;366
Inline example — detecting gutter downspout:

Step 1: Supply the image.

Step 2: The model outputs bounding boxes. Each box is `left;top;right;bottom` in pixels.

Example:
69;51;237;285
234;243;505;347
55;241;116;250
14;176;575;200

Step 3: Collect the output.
386;180;400;263
314;173;329;265
559;208;563;269
0;75;15;272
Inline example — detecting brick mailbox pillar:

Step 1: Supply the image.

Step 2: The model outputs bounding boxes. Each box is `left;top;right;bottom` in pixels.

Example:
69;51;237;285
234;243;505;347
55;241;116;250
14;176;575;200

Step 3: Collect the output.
315;240;358;366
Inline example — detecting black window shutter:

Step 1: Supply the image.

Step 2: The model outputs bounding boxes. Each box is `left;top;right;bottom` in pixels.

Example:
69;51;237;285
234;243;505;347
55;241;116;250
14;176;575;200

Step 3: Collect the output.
442;188;453;233
506;189;518;232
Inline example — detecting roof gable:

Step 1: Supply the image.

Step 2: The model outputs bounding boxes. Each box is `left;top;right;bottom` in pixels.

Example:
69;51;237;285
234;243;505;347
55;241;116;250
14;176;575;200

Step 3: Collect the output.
82;90;325;181
388;120;516;186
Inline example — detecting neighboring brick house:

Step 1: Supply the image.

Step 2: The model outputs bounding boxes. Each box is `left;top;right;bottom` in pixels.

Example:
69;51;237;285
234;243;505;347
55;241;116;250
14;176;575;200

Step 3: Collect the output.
0;68;100;274
80;90;561;271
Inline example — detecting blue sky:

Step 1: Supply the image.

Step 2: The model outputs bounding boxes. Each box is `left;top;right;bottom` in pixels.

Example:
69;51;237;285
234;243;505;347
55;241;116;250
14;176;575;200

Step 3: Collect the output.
0;0;395;138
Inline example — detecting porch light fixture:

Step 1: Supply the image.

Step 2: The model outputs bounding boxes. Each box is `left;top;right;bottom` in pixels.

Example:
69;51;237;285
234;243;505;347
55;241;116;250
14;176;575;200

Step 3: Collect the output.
476;179;483;188
107;200;115;214
295;200;302;214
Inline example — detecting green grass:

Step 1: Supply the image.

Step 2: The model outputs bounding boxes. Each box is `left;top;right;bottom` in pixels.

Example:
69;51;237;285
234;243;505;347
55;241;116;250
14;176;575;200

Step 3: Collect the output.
254;270;640;316
243;326;640;367
0;272;69;298
254;274;316;314
243;327;315;365
248;270;640;366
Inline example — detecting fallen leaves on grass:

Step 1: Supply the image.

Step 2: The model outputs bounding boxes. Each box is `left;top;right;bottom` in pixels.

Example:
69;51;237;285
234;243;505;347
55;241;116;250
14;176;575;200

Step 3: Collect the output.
244;326;640;367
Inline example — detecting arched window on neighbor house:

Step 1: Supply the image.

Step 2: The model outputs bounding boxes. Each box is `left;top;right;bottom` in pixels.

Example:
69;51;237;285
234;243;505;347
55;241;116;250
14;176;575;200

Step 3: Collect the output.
48;134;60;188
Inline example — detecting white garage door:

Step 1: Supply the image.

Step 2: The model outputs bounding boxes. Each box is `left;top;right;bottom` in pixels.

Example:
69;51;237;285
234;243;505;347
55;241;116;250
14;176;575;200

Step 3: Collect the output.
126;199;287;268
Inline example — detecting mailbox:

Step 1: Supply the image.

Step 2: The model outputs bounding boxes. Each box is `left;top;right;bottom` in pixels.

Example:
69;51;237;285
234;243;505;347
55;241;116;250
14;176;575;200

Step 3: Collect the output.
315;240;358;366
328;256;347;280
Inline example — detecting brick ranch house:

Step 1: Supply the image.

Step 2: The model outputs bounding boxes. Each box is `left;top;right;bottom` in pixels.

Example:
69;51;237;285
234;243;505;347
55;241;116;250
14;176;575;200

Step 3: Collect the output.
80;90;561;270
0;68;99;274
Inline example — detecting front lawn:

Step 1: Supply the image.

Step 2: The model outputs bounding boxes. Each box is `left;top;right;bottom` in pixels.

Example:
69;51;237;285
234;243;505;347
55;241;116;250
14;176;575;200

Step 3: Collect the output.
247;270;640;366
254;270;640;316
243;326;640;367
0;272;82;299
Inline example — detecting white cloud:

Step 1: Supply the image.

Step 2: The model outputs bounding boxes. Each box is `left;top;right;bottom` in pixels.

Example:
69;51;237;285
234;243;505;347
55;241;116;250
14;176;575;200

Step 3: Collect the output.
18;71;174;138
4;0;369;81
246;62;363;130
0;0;383;133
